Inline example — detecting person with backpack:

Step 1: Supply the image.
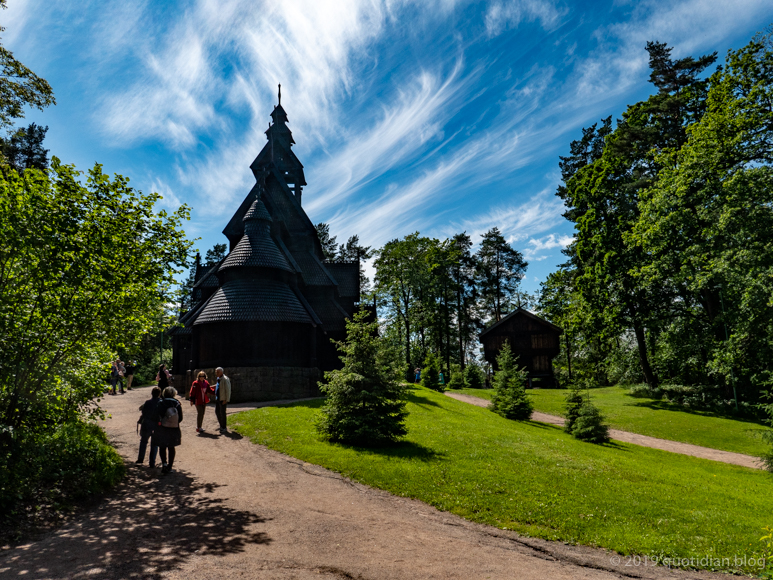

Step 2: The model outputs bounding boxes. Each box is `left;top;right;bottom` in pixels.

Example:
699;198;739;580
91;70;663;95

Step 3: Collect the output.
189;371;214;433
136;387;161;467
153;386;183;474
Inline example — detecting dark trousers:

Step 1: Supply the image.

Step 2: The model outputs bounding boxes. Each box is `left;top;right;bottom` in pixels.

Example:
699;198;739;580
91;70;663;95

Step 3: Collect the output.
137;430;158;466
159;446;176;468
215;401;228;430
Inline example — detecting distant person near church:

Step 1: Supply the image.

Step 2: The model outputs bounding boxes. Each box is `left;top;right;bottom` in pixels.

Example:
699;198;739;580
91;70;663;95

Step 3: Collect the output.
136;387;161;467
153;386;183;474
189;371;214;433
125;360;137;390
214;367;231;434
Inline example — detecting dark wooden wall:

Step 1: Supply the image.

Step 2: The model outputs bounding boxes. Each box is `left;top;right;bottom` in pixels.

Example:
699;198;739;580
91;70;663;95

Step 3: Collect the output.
482;314;561;377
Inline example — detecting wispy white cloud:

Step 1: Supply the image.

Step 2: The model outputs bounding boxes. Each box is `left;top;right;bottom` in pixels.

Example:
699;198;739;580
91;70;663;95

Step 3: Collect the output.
523;232;573;260
575;0;772;100
149;178;182;211
436;187;565;246
305;62;473;214
485;0;567;37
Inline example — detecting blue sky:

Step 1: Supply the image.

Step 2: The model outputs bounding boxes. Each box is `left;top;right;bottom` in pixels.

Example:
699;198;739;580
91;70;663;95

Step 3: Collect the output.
5;0;771;292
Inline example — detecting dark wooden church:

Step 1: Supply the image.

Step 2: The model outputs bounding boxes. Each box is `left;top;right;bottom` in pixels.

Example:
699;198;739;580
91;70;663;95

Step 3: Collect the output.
480;308;562;387
170;92;359;402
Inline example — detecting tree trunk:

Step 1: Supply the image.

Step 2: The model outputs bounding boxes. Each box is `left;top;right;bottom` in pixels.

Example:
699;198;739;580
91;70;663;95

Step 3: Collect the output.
633;323;658;389
457;290;464;370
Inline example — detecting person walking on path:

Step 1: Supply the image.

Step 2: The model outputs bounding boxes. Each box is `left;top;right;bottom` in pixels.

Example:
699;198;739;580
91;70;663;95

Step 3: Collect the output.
153;386;183;474
189;371;214;433
125;360;137;390
156;363;172;390
110;359;125;395
414;367;421;384
136;387;161;466
214;367;231;434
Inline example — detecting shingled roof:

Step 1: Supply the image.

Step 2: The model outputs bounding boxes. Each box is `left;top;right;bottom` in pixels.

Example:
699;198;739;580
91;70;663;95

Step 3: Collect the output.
219;199;292;273
194;279;312;324
326;262;360;298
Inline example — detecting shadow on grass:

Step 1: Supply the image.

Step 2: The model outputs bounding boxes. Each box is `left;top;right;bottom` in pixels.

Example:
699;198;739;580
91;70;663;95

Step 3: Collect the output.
625;397;765;425
339;439;446;462
0;462;271;579
406;391;443;409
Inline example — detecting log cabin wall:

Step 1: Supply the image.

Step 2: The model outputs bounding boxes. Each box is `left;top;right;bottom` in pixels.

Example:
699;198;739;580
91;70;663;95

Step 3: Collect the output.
480;309;562;380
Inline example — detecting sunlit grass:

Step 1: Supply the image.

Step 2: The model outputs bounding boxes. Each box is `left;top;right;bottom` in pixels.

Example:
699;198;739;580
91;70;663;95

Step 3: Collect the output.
232;386;773;574
449;386;769;457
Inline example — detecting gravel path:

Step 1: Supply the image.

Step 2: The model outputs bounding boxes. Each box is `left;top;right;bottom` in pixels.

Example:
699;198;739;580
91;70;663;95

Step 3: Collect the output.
444;392;762;470
0;389;732;579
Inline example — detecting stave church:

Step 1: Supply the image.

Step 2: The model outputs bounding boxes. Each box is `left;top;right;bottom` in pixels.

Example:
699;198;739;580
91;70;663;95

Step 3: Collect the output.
170;89;360;402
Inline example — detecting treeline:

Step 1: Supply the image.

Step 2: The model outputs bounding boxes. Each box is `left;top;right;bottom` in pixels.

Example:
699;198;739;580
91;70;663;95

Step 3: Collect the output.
315;226;529;381
539;33;773;405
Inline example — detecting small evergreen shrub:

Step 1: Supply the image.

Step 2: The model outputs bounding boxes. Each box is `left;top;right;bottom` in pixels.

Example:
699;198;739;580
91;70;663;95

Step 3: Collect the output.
489;342;532;420
421;352;444;392
563;386;585;434
464;363;485;389
447;364;465;390
316;310;408;446
572;402;610;444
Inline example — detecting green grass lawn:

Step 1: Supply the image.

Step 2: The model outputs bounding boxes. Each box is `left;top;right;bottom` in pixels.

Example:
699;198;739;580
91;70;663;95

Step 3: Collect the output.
449;386;770;457
232;386;773;574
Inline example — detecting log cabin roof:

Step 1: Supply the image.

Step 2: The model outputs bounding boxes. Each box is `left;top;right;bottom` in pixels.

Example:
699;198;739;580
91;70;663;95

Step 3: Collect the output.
479;307;562;337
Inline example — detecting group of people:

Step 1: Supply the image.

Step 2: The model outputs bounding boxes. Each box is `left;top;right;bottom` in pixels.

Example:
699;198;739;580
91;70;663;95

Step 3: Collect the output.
135;364;232;474
110;359;137;395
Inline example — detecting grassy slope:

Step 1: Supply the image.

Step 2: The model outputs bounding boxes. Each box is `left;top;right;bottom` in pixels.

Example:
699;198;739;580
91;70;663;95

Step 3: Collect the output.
450;386;769;457
232;387;773;573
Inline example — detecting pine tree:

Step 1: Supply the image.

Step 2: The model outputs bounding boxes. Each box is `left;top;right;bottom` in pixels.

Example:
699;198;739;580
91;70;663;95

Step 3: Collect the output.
421;351;443;392
315;222;338;262
563;386;585;434
489;342;532;420
316;310;408;445
571;402;610;444
463;363;485;389
446;363;464;389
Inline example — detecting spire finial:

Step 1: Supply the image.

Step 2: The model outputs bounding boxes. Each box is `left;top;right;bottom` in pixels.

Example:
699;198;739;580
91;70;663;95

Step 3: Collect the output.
278;83;281;105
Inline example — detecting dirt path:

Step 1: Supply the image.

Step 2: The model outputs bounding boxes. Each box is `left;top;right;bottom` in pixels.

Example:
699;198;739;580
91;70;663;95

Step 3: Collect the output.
445;392;762;470
0;389;730;579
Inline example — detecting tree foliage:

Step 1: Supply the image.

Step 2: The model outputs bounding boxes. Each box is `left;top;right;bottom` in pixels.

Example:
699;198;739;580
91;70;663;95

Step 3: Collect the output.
0;122;48;170
541;33;773;407
476;227;527;323
316;310;408;445
421;351;442;392
0;0;55;131
0;160;191;438
374;229;526;382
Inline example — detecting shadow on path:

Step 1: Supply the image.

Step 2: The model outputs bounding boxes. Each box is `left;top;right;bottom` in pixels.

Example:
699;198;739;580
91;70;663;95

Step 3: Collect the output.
0;462;271;580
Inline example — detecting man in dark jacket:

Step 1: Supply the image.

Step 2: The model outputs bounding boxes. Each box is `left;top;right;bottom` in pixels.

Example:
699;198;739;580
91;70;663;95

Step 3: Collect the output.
136;387;161;466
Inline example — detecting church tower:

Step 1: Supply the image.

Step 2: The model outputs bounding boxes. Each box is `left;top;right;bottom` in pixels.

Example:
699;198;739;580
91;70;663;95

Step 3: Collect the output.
171;89;360;403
